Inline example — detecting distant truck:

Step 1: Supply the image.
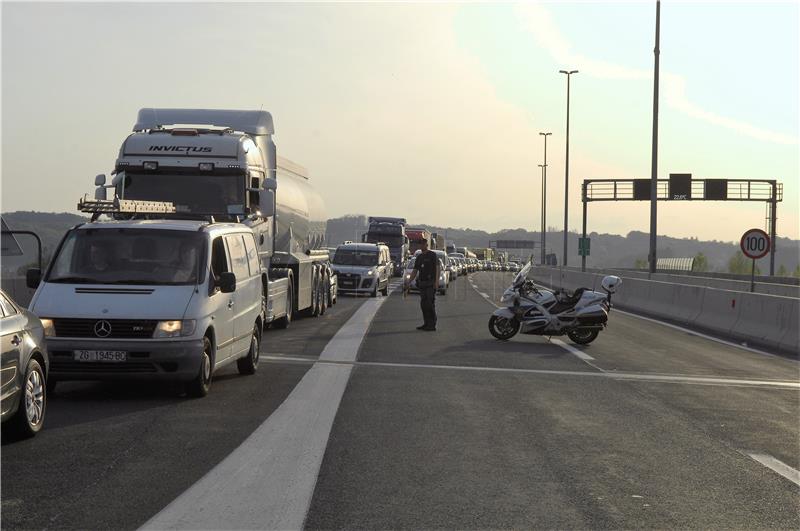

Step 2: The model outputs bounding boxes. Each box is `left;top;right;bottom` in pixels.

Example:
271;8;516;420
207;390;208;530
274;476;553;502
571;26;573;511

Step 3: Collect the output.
475;248;494;261
103;108;332;323
431;232;446;251
364;216;408;276
458;246;477;260
406;228;432;255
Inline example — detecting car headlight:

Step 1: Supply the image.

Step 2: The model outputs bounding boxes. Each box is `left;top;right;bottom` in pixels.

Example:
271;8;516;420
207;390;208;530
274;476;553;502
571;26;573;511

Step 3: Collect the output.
154;320;196;338
405;274;411;280
40;318;55;337
366;269;374;276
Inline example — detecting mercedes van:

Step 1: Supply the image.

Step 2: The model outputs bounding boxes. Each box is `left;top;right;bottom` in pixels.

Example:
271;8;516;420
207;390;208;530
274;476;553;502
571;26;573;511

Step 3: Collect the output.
27;219;266;397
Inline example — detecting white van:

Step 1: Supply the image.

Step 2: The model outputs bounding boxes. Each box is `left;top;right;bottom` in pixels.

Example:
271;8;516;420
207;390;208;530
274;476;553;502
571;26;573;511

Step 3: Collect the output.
27;219;265;397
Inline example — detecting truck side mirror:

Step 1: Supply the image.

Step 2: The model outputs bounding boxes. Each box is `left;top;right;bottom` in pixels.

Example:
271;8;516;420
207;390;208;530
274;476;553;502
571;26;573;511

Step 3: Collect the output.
259;189;275;217
218;272;236;293
26;268;41;289
95;174;107;186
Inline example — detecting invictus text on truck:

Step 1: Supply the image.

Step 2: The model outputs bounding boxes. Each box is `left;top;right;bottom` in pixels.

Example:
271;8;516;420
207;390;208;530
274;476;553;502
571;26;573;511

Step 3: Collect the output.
363;217;408;276
27;201;268;397
107;108;332;324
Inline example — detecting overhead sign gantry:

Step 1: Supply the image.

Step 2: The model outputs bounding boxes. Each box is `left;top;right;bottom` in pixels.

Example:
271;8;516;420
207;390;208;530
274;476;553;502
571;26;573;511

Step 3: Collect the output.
580;174;782;275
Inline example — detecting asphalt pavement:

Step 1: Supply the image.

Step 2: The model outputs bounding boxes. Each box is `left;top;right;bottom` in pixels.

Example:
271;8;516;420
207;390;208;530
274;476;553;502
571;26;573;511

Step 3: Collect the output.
2;271;798;529
0;295;366;530
305;271;799;529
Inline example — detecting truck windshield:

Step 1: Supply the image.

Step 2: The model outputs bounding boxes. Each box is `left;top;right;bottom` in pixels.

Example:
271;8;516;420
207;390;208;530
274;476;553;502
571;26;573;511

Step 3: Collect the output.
332;250;378;266
47;229;206;285
120;172;245;215
366;235;404;247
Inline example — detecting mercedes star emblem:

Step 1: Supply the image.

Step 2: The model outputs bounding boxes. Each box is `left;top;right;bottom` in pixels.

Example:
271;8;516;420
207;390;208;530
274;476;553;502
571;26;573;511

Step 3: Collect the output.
94;320;112;338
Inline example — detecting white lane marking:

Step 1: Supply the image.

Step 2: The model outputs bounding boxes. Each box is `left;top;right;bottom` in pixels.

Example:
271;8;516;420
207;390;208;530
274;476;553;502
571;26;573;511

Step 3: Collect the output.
141;296;387;531
613;309;795;361
261;355;317;363
747;453;800;486
551;338;595;361
335;360;799;389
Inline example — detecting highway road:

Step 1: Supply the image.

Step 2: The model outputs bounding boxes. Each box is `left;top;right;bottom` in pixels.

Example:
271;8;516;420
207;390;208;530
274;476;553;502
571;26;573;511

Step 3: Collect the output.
2;272;798;529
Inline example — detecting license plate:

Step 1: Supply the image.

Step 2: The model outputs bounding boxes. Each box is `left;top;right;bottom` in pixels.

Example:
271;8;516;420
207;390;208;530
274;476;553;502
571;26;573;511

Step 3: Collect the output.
73;350;128;362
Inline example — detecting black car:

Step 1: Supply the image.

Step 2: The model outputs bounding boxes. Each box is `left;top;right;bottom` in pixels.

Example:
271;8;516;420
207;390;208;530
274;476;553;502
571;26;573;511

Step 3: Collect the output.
1;290;49;438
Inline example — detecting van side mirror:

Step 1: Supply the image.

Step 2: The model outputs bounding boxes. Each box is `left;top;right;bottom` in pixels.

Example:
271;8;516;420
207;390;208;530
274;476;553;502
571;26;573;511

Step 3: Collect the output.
95;174;107;186
218;272;236;293
26;268;41;289
259;189;275;217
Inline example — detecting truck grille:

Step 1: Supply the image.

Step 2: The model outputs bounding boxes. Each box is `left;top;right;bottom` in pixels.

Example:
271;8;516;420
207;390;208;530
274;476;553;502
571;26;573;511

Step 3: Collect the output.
52;318;158;339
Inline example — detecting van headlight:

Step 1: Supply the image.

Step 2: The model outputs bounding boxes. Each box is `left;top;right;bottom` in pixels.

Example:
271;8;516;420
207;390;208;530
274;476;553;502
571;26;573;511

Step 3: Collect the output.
154;320;196;338
40;318;55;337
366;269;374;276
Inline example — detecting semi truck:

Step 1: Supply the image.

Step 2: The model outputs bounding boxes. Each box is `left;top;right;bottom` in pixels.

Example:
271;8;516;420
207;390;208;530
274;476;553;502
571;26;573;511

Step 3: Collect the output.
431;232;446;251
363;216;408;275
97;108;332;325
406;228;432;255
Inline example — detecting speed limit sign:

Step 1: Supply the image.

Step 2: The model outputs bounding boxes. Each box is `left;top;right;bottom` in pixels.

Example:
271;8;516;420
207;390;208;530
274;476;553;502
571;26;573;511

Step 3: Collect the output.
740;228;770;259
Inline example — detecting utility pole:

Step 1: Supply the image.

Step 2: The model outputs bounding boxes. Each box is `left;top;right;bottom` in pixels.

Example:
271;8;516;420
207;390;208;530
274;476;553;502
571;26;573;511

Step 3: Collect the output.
559;69;578;268
648;0;661;275
539;132;552;266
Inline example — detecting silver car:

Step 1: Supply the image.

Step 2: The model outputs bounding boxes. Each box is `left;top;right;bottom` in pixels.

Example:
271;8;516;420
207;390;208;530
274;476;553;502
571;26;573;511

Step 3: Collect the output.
1;290;49;438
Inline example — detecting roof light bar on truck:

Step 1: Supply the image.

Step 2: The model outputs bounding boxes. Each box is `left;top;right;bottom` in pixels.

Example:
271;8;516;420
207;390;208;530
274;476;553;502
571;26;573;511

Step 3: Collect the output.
78;195;177;217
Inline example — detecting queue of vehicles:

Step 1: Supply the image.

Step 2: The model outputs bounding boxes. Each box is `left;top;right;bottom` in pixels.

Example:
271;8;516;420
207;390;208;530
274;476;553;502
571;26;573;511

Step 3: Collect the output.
0;108;605;439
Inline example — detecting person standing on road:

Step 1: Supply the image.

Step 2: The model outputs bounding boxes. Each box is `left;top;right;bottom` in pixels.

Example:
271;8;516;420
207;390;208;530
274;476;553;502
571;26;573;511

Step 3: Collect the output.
405;240;440;331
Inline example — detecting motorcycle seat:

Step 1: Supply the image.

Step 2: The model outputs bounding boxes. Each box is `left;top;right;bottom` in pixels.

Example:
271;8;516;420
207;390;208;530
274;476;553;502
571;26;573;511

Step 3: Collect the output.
549;287;588;314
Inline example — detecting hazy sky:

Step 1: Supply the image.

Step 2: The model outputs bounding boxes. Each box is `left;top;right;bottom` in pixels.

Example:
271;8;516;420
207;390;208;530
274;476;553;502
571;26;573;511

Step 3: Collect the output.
2;1;798;244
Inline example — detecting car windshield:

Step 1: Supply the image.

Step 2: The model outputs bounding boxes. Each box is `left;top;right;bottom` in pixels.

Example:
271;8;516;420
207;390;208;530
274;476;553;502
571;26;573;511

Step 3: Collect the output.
119;172;245;215
333;249;378;266
47;229;206;285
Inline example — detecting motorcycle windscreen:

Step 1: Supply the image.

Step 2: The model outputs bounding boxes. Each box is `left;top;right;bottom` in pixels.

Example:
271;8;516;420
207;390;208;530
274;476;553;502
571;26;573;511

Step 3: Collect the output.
512;261;531;288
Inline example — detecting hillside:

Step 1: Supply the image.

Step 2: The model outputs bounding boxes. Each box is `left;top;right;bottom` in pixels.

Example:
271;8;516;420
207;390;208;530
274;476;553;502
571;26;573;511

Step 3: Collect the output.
326;215;800;274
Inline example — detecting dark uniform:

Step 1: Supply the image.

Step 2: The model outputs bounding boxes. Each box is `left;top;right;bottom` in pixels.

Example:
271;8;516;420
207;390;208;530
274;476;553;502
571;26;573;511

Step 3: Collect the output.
413;250;439;329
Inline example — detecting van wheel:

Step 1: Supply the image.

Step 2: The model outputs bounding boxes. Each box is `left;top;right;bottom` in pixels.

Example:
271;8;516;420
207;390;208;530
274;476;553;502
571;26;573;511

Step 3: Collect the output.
274;283;293;329
237;325;260;375
187;337;213;398
8;358;46;438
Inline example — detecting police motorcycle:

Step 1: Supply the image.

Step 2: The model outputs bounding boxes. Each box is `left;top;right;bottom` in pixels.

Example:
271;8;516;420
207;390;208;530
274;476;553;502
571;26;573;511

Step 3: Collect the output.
488;262;621;345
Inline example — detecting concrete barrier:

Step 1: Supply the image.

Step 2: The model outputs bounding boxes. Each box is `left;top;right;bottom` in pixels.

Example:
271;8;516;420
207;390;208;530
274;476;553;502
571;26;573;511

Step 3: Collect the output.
733;292;799;351
528;266;798;354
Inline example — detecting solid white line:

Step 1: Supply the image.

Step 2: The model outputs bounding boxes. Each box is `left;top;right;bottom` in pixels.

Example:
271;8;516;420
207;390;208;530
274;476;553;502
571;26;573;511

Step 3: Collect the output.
261;355;317;363
551;338;595;361
613;308;795;361
349;360;799;389
747;453;800;486
141;296;387;531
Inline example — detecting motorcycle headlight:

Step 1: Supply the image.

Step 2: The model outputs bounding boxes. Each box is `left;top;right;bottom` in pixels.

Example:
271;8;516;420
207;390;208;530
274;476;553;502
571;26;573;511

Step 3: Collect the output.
154;320;196;338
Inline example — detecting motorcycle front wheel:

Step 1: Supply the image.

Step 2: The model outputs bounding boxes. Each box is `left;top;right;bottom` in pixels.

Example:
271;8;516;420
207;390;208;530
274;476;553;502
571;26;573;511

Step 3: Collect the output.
488;315;520;340
567;328;599;345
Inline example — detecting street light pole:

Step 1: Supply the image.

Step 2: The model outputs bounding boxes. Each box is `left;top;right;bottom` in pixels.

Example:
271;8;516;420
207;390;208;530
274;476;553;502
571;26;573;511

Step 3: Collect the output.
538;163;546;264
559;69;578;268
648;1;661;275
539;132;552;266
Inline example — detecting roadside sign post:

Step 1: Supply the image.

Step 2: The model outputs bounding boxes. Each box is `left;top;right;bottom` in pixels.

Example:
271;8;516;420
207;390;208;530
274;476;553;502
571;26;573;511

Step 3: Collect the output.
740;228;770;293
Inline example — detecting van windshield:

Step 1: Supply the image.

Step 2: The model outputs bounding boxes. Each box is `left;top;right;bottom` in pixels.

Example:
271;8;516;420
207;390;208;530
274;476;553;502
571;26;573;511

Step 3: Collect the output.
47;229;206;285
120;172;245;215
332;250;378;266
